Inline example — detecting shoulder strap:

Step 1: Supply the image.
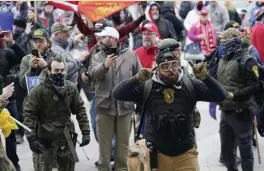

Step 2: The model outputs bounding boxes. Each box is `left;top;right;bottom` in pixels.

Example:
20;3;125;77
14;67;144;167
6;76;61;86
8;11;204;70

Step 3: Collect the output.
182;75;196;107
136;79;153;139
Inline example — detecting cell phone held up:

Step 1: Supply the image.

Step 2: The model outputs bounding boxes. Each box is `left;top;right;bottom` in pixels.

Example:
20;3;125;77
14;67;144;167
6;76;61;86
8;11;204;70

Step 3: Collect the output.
0;31;9;38
32;49;40;58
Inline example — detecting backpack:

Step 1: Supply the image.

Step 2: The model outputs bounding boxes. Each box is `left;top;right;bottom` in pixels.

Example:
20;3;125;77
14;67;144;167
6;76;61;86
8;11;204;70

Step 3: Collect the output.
136;75;196;139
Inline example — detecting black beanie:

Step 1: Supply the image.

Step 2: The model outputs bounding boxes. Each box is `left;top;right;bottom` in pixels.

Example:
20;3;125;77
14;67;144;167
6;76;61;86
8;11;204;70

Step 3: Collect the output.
14;16;27;29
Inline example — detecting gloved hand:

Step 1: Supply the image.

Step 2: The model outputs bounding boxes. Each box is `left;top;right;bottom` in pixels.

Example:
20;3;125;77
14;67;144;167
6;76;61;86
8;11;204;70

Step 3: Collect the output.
193;62;209;80
136;68;152;83
80;134;90;147
193;107;201;129
28;137;44;154
226;92;234;100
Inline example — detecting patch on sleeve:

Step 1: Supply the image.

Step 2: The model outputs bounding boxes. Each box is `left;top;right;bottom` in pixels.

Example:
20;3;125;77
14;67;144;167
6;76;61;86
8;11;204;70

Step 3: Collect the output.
252;65;259;78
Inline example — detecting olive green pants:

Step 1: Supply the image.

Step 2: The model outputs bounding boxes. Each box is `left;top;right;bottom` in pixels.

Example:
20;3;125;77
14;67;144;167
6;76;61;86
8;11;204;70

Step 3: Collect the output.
96;114;132;171
156;148;200;171
33;145;74;171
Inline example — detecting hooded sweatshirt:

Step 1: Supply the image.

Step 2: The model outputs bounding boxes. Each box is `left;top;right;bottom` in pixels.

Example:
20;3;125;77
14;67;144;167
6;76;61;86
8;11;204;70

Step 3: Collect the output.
146;2;177;40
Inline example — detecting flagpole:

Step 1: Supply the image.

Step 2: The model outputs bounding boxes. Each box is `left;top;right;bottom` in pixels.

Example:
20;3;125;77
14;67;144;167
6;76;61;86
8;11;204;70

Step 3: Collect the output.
34;1;37;22
10;116;32;133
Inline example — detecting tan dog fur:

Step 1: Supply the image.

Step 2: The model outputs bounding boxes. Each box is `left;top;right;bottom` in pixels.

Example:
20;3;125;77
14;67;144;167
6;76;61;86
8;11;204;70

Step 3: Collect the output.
127;139;151;171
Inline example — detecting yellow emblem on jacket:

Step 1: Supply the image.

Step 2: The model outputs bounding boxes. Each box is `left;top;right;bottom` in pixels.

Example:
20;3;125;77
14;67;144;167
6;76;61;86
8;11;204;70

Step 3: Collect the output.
252;65;259;78
163;88;175;104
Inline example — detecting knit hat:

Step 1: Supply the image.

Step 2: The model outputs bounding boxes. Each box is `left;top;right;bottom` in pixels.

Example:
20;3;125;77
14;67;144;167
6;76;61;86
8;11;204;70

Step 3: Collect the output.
156;51;178;65
13;16;27;29
219;28;242;42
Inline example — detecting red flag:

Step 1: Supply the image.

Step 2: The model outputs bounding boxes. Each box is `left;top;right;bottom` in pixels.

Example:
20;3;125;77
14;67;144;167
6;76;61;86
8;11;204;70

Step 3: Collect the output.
78;1;137;22
49;1;138;22
48;1;79;12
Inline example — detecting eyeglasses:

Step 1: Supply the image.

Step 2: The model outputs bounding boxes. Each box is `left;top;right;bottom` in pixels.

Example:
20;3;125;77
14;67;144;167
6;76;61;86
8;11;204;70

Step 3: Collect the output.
159;60;181;72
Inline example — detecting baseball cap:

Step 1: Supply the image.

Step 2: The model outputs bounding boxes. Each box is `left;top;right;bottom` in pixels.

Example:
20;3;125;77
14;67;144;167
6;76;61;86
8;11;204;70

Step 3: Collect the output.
32;28;49;40
224;21;240;31
95;27;119;39
139;22;158;33
200;7;208;15
51;22;72;34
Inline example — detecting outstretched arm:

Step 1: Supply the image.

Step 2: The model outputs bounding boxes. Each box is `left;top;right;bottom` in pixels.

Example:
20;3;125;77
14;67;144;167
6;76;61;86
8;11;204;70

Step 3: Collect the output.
117;14;146;38
191;74;227;102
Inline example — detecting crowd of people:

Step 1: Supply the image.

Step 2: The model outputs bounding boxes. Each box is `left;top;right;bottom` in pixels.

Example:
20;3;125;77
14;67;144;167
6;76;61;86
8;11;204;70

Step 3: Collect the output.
0;1;264;171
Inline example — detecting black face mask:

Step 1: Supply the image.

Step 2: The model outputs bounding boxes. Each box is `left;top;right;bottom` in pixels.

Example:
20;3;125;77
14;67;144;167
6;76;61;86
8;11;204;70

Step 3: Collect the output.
49;73;65;87
221;37;243;57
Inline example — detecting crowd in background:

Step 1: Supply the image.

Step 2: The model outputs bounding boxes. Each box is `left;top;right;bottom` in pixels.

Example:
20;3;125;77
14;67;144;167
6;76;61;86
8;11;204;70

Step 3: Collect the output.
0;1;264;171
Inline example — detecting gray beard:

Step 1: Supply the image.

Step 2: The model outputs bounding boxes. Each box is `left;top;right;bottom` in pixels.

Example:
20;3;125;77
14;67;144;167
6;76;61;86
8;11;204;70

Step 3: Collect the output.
143;41;154;47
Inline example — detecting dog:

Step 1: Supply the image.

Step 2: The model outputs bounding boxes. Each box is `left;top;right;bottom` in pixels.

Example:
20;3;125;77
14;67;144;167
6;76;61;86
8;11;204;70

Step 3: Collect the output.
126;139;151;171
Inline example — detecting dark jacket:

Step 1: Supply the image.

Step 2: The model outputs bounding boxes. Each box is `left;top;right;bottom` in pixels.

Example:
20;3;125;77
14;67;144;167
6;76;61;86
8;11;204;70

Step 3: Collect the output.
228;10;242;25
23;78;90;140
161;7;185;41
216;50;259;110
112;74;226;156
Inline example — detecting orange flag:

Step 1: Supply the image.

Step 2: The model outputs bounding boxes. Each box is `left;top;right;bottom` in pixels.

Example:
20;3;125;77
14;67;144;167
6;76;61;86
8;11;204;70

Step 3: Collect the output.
78;1;138;22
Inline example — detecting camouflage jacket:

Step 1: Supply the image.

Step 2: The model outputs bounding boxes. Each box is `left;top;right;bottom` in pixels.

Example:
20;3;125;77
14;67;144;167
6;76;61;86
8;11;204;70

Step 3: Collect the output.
23;78;90;140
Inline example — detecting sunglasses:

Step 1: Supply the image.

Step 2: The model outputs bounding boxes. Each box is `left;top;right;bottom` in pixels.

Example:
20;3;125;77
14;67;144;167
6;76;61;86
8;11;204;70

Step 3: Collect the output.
159;60;181;72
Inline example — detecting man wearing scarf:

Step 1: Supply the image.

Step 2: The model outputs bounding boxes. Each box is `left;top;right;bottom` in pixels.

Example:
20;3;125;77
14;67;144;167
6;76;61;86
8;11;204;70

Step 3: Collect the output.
23;56;90;171
112;50;226;171
216;28;259;171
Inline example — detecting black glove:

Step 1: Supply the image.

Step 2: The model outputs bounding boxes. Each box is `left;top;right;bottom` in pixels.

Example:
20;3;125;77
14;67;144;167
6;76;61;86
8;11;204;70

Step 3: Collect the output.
28;137;44;154
80;134;90;147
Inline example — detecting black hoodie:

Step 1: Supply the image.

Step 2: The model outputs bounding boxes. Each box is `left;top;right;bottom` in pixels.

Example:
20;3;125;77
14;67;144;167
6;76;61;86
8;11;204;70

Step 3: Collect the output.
161;7;185;41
